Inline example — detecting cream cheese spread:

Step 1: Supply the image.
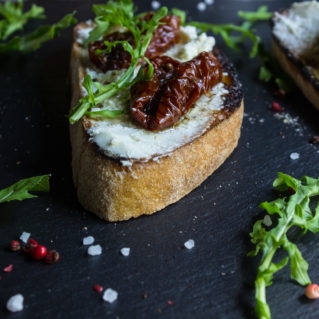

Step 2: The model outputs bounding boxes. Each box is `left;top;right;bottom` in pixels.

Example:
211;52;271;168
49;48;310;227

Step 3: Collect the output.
77;23;229;164
273;1;319;56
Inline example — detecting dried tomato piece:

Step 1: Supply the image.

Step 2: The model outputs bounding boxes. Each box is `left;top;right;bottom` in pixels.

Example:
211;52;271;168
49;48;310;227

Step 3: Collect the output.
144;14;181;59
88;31;133;72
88;15;181;72
130;52;223;130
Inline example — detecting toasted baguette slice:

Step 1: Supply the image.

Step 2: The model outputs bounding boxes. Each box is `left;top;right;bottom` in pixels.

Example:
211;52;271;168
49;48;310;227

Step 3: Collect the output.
70;23;244;222
271;1;319;110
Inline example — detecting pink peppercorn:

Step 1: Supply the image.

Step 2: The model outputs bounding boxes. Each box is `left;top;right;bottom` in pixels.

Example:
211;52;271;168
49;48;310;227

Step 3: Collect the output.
31;245;47;260
10;240;21;252
93;285;103;293
305;284;319;299
271;102;284;112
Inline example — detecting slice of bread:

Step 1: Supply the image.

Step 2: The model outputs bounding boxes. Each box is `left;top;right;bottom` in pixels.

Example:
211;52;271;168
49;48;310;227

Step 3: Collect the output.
271;1;319;110
70;23;244;221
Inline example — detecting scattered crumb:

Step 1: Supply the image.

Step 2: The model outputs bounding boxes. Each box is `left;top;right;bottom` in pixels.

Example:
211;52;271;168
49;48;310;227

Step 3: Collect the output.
197;2;206;11
184;239;195;250
263;215;272;227
16;161;21;165
102;288;118;303
221;272;226;276
120;247;130;257
45;207;50;212
83;236;95;246
290;152;300;160
87;245;102;256
83;226;88;231
3;264;13;273
273;112;304;136
19;232;30;243
151;1;160;10
6;294;24;312
205;0;214;4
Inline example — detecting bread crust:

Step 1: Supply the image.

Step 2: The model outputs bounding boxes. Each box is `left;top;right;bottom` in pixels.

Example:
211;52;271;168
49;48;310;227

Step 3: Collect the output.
70;23;244;221
271;15;319;111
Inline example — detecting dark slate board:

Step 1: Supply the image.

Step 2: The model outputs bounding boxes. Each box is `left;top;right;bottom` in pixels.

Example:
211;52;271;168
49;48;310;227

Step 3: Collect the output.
0;0;318;318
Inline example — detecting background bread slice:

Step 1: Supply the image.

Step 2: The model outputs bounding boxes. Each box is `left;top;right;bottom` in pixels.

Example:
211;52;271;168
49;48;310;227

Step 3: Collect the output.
70;24;244;222
272;38;319;111
271;7;319;111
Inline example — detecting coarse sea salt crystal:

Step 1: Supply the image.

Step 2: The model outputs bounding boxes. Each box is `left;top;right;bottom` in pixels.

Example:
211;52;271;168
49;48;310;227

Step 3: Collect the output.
6;294;24;312
151;1;160;10
19;232;30;243
88;245;102;256
290;152;300;160
197;2;206;11
184;239;195;250
120;247;130;257
205;0;214;4
102;288;118;303
83;236;95;245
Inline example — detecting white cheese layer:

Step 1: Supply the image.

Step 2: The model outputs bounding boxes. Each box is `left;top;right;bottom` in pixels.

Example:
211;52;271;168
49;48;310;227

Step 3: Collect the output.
79;24;227;163
88;82;228;162
273;1;319;56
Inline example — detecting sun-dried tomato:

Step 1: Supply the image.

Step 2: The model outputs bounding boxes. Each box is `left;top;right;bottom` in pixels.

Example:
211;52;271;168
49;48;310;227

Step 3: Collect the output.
88;15;181;72
130;52;223;130
88;31;133;72
144;14;181;59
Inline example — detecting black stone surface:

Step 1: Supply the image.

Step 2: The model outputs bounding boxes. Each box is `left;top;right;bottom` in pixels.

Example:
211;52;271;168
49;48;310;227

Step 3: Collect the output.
0;0;318;318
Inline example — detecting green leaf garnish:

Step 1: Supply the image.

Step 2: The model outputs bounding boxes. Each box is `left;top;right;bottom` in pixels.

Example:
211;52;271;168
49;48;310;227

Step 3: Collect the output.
0;175;51;203
0;11;77;53
69;1;167;124
238;6;272;24
249;173;319;319
0;0;45;40
188;21;260;58
171;8;186;26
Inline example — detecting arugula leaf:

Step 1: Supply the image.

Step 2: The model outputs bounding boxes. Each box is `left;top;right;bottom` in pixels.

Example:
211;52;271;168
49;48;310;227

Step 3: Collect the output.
249;173;319;319
0;0;45;40
69;2;167;124
171;8;186;26
0;11;77;53
84;0;134;47
238;6;272;24
0;175;50;203
188;21;260;58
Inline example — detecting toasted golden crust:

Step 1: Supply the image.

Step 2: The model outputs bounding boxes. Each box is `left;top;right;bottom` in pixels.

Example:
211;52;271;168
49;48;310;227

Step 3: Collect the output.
70;23;244;221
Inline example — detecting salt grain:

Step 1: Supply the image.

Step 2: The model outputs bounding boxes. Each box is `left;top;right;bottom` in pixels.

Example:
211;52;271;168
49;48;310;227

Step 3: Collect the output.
151;1;160;10
184;239;195;250
87;244;102;256
83;236;95;245
6;294;24;312
197;2;206;11
205;0;214;4
19;232;30;243
120;247;130;257
102;288;118;303
290;152;300;160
